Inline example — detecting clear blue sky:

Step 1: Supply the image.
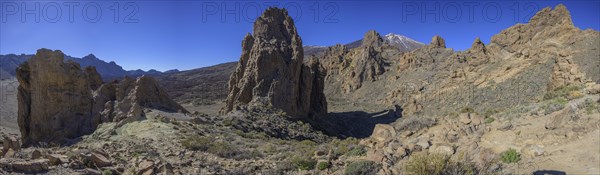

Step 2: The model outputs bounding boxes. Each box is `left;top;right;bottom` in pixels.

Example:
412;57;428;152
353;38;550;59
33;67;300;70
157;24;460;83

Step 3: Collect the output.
1;0;598;71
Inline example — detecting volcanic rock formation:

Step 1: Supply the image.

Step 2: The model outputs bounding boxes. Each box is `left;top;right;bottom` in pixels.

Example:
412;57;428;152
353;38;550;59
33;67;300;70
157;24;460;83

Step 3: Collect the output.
17;49;186;146
223;8;327;119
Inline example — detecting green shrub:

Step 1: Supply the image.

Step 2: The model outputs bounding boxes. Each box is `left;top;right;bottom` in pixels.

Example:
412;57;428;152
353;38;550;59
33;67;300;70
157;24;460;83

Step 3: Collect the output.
404;152;481;175
222;119;233;126
328;138;360;157
542;97;567;115
234;130;268;139
500;148;521;164
404;153;448;175
181;136;258;160
102;170;113;175
345;145;367;157
582;98;599;114
291;156;317;170
544;85;582;100
443;161;477;175
317;161;330;170
181;136;212;151
460;107;475;114
345;160;380;175
484;117;495;124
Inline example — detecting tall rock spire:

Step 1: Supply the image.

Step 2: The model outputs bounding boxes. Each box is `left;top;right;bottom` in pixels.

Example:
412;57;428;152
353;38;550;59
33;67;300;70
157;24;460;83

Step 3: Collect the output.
224;8;327;119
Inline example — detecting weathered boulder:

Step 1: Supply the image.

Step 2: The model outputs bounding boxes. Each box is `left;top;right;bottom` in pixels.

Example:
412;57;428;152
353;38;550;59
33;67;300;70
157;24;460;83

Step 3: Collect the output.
2;134;21;153
371;124;396;143
46;154;69;165
9;159;50;173
223;8;327;119
89;152;111;167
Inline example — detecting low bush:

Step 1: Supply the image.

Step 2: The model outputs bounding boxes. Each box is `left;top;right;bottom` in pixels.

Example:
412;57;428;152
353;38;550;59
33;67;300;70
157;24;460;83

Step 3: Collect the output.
181;136;212;151
403;152;480;175
345;160;379;175
404;152;447;175
330;138;360;158
345;145;367;157
544;85;582;100
290;156;317;170
582;98;599;114
484;117;495;124
317;161;330;170
500;148;521;164
181;136;259;160
460;107;475;114
541;97;567;115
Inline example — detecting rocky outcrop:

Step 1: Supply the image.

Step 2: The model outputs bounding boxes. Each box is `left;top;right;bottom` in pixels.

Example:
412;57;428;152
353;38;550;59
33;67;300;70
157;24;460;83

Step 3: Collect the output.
95;76;188;126
320;30;391;93
17;49;100;146
429;35;446;48
17;49;186;146
397;35;453;72
345;30;387;91
468;37;486;55
490;4;577;53
223;8;327;119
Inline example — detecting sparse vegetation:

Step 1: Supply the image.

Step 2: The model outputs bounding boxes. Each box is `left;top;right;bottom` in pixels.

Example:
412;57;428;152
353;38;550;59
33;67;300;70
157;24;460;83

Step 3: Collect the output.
582;98;599;114
460;106;475;114
484;116;495;124
234;130;268;139
345;145;367;157
500;148;521;164
317;161;330;170
404;152;448;175
222;119;233;126
330;138;360;157
290;156;317;170
404;152;479;175
344;160;380;175
544;85;582;100
542;97;568;115
181;135;260;160
181;136;212;151
102;170;113;175
484;109;499;117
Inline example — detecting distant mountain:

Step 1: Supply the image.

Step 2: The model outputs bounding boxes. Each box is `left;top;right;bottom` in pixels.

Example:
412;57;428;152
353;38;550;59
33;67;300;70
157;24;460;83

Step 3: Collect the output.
154;62;237;105
0;54;31;79
343;33;425;51
0;52;165;80
303;33;424;57
383;33;425;52
303;45;329;57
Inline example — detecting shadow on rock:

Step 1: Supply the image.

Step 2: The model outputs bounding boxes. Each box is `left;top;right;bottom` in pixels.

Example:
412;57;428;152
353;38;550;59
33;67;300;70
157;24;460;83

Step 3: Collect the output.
533;170;566;175
317;105;402;138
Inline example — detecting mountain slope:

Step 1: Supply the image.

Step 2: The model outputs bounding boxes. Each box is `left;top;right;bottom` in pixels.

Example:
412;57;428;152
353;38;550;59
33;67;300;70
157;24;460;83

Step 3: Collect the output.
0;54;31;79
153;62;237;105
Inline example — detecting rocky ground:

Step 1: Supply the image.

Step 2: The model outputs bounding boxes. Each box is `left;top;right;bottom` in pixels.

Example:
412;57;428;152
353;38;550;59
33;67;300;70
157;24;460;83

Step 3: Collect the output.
0;79;19;136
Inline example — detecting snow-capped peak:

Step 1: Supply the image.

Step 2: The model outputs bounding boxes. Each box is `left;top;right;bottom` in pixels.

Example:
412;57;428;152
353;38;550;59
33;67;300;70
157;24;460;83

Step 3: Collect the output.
385;33;424;45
